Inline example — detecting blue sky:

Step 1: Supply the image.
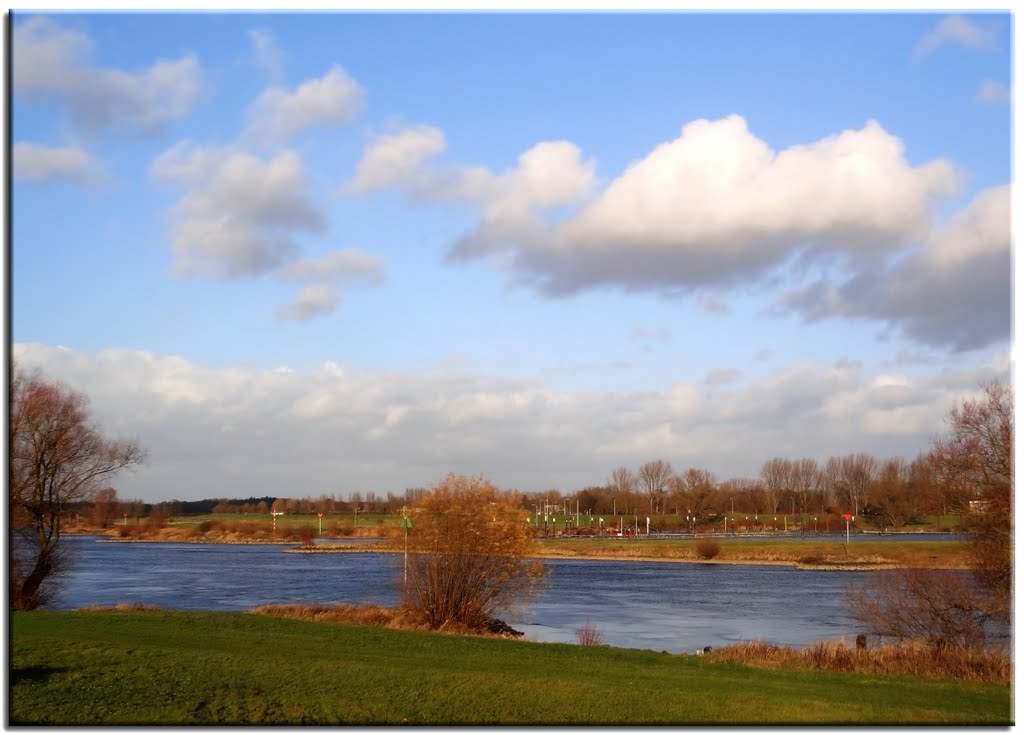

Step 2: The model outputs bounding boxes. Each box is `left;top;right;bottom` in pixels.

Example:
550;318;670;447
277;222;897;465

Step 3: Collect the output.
10;11;1013;503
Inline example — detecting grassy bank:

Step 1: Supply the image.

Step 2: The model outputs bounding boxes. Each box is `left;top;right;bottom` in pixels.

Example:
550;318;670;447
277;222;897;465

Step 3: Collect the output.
10;611;1010;725
536;538;970;569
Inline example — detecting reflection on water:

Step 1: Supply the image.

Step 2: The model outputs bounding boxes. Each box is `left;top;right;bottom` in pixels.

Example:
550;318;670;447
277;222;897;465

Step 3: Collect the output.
55;537;877;653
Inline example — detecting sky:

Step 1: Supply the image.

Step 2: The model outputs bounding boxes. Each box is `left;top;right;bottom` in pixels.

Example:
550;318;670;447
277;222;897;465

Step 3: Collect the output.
8;10;1014;504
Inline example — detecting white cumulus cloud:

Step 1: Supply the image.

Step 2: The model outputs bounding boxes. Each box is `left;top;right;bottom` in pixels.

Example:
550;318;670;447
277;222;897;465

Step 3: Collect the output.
152;142;325;278
245;65;363;144
277;283;340;322
777;184;1011;352
447;116;958;295
13;15;202;135
275;249;386;321
350;125;448;193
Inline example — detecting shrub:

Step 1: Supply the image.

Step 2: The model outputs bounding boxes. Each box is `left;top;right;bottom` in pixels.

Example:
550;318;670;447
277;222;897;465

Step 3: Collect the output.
401;474;548;630
799;554;826;565
694;538;721;560
575;620;604;646
847;568;1000;651
297;525;316;547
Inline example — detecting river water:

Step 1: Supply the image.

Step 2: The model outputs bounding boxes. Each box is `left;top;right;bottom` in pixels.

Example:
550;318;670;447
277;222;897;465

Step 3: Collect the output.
50;536;900;654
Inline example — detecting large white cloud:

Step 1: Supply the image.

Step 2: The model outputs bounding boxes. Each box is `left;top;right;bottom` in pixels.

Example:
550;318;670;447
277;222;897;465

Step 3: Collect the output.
353;115;1009;352
452;116;959;293
12;342;1009;503
13;16;202;135
151;142;325;278
12;141;104;185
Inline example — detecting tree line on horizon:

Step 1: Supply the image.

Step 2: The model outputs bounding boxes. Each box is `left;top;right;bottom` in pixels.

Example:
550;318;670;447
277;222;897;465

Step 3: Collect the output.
89;445;976;532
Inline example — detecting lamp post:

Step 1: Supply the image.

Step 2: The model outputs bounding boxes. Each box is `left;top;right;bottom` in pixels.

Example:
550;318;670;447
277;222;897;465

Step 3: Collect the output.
402;506;412;590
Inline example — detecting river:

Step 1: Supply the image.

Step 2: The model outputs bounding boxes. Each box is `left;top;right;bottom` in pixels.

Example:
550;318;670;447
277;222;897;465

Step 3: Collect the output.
49;536;896;654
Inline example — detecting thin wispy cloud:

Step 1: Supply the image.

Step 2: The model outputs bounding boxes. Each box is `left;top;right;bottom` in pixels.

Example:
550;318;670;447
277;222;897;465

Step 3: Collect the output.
13;142;105;185
914;14;998;58
248;28;284;84
976;79;1011;106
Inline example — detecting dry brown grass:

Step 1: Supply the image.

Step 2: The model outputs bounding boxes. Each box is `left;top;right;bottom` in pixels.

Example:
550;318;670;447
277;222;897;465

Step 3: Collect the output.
245;606;528;642
251;603;412;628
704;638;1010;683
77;602;163;612
249;603;522;639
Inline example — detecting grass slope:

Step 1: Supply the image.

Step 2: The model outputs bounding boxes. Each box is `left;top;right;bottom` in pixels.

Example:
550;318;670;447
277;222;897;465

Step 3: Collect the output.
10;611;1011;726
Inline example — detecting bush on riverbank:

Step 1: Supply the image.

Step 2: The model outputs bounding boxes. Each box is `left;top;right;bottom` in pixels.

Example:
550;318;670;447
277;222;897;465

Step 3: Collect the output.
694;538;721;559
704;638;1010;683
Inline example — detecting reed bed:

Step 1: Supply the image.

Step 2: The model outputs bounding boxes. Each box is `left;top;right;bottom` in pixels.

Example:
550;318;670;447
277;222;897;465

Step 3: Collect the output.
704;638;1010;683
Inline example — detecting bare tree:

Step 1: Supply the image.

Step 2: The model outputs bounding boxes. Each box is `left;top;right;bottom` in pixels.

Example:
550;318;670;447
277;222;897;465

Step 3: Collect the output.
10;365;145;609
791;458;819;516
819;456;844;513
759;458;789;514
839;453;877;516
672;467;717;520
849;380;1013;651
607;466;637;514
867;457;914;530
89;487;121;528
637;460;672;514
928;379;1012;614
848;569;999;651
402;474;547;630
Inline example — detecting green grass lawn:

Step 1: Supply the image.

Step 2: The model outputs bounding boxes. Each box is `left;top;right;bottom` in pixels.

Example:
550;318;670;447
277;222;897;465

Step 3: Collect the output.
10;611;1011;725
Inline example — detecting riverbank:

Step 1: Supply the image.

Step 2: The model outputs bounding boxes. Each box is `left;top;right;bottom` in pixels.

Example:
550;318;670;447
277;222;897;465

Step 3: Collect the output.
284;543;908;570
10;610;1010;725
86;532;970;570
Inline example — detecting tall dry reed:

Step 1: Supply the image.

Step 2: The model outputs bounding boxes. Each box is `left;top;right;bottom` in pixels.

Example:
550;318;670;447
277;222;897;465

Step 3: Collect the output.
704;638;1009;683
